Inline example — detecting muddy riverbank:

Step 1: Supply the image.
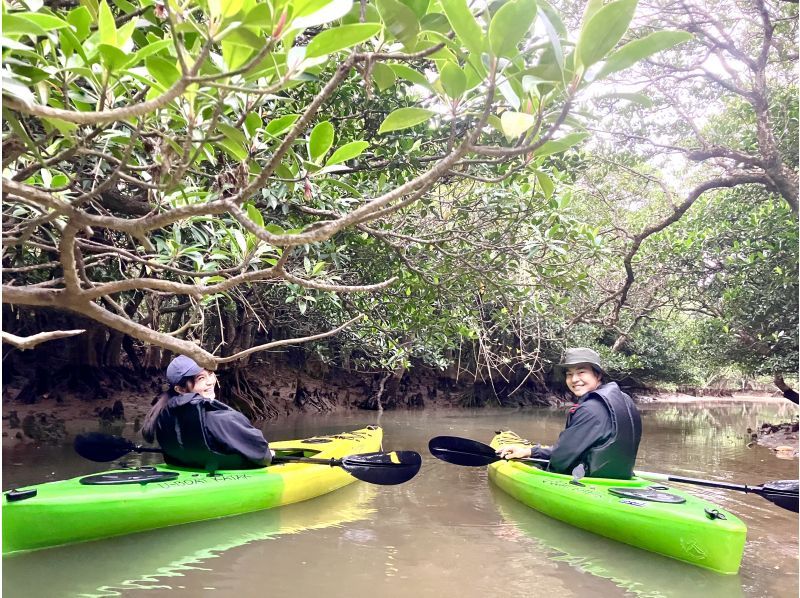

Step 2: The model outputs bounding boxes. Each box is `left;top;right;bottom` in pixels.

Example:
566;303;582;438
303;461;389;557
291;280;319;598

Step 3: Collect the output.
2;357;792;457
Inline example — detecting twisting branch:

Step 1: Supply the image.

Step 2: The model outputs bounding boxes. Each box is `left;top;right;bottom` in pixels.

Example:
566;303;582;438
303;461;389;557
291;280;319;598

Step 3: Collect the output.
1;329;86;350
608;174;771;325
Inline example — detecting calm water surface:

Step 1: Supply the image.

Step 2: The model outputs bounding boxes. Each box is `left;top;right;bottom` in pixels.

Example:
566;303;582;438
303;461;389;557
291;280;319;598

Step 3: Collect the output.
3;400;798;597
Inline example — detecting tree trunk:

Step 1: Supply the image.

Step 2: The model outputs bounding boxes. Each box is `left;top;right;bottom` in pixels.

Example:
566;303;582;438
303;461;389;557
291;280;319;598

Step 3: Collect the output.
382;364;407;407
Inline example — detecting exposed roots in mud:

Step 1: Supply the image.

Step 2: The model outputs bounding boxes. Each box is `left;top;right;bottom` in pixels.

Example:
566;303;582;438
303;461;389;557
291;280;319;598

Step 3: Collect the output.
227;369;281;421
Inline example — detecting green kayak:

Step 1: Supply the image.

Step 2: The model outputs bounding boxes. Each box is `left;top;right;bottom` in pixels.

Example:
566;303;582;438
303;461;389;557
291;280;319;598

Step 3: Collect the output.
489;431;747;574
3;426;382;555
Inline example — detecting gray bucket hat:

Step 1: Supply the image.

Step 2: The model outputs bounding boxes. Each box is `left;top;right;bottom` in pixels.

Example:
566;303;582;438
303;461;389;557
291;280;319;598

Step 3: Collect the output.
554;347;605;375
166;355;203;385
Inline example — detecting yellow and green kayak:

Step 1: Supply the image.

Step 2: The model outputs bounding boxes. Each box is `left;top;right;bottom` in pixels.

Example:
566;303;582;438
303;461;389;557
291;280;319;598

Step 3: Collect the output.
3;426;382;555
489;431;747;575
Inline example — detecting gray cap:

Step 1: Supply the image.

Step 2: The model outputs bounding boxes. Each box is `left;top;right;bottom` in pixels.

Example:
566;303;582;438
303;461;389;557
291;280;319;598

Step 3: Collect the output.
554;347;604;374
166;355;203;385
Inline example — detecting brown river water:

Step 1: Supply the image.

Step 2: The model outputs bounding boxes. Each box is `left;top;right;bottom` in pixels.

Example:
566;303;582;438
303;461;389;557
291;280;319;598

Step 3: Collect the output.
3;400;798;597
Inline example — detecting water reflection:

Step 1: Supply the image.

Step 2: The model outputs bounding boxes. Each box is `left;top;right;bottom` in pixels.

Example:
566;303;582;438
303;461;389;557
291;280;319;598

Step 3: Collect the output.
3;482;376;597
2;402;797;598
491;485;744;598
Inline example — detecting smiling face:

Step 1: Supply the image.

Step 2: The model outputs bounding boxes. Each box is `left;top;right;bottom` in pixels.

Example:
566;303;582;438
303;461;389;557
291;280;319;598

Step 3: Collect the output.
177;370;217;400
564;364;602;398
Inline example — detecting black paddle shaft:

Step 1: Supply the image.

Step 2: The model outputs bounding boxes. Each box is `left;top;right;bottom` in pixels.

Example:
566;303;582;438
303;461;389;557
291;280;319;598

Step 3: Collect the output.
663;474;799;512
73;433;421;486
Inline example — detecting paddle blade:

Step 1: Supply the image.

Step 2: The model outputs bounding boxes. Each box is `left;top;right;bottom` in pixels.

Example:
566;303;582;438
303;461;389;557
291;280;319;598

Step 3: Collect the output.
340;451;422;485
74;433;136;462
428;436;501;466
760;480;799;512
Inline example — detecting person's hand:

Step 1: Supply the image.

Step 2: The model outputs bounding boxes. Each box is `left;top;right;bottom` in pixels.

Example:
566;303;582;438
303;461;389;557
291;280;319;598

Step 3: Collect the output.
495;445;531;460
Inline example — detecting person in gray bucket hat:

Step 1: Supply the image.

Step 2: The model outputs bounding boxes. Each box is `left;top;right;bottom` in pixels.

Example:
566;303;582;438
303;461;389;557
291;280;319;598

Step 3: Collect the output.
142;355;272;472
497;347;642;479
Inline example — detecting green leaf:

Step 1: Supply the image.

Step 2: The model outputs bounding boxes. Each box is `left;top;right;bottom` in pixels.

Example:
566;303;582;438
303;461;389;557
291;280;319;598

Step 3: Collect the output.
292;0;355;30
439;62;466;99
488;0;536;59
98;0;118;46
533;132;588;157
420;12;450;33
2;15;48;36
208;0;245;19
12;11;70;32
388;63;432;89
535;170;554;199
311;260;326;275
218;122;248;147
122;39;173;69
305;23;382;58
440;0;484;57
341;2;380;24
371;62;397;91
487;114;503;134
2;107;39;156
113;0;137;13
221;40;255;71
537;0;567;36
59;26;89;62
43;116;78;136
1;36;33;51
378;107;435;134
377;0;419;47
581;0;605;24
308;121;335;162
537;1;565;72
98;43;129;72
595;31;693;80
217;137;248;161
80;0;100;19
245;112;262;137
221;25;264;49
146;56;180;90
576;0;638;70
266;114;301;136
264;223;285;235
116;17;136;48
246;203;265;228
244;3;273;30
500;111;536;140
326;140;369;165
402;0;430;18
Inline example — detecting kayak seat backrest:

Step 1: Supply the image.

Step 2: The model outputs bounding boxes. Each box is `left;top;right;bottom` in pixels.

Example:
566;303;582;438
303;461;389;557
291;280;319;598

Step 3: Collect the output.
156;399;252;472
582;383;642;480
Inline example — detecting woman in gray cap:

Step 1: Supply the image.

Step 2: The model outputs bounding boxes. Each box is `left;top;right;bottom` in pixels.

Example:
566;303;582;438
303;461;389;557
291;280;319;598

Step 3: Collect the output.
496;348;642;479
142;355;272;472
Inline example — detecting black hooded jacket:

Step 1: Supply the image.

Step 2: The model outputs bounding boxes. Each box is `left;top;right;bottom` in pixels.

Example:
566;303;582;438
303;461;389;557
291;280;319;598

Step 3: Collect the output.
532;382;642;479
153;393;271;471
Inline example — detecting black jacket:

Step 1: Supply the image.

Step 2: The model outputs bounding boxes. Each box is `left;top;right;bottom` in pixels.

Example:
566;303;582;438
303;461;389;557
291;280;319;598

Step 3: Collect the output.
532;382;642;479
153;393;271;471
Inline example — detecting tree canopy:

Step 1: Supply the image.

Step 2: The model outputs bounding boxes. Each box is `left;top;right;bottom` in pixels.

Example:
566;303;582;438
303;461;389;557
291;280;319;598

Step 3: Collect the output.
2;0;796;402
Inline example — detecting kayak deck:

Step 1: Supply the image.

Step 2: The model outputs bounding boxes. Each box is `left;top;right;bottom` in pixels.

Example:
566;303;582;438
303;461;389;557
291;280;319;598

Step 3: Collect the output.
3;426;382;555
489;431;747;574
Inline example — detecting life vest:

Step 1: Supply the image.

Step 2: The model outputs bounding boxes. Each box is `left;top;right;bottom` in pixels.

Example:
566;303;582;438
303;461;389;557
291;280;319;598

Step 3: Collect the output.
155;393;255;472
570;382;642;479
